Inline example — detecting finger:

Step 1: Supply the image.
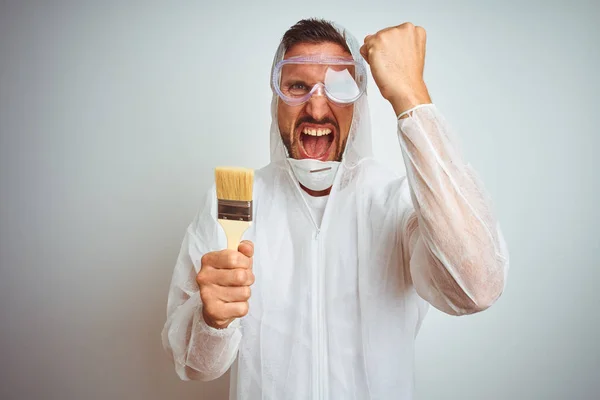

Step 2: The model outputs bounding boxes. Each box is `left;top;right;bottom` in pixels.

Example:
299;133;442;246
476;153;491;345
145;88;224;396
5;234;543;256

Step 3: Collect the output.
238;240;254;258
363;34;374;44
202;300;249;324
202;249;251;270
215;285;252;303
198;267;253;287
210;268;255;287
221;301;249;319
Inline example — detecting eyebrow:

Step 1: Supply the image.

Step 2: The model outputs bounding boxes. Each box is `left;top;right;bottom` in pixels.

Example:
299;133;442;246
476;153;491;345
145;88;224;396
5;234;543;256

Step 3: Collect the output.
281;77;315;86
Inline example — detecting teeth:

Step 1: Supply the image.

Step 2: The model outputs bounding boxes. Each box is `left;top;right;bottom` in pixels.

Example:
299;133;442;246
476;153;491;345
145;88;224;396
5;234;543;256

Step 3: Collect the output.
303;128;332;136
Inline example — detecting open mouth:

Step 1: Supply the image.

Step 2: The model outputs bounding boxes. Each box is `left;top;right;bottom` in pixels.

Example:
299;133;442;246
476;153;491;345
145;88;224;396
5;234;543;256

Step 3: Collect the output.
298;124;335;160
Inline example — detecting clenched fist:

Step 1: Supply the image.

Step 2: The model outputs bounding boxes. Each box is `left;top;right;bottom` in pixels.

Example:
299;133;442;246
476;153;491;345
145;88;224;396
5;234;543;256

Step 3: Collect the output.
197;240;255;329
359;22;431;116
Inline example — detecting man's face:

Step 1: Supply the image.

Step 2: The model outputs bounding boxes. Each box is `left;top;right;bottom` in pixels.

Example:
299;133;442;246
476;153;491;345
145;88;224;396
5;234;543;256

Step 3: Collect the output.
277;42;354;162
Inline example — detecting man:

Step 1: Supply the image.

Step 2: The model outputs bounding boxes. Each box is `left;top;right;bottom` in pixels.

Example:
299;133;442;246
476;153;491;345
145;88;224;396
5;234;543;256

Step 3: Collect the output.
162;18;509;399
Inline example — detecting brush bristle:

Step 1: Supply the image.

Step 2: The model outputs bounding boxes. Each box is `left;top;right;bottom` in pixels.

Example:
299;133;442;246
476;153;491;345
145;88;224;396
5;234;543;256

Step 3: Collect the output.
215;167;254;201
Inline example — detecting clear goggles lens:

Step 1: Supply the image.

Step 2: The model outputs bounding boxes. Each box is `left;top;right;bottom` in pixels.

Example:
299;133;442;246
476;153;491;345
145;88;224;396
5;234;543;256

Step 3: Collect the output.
273;56;366;106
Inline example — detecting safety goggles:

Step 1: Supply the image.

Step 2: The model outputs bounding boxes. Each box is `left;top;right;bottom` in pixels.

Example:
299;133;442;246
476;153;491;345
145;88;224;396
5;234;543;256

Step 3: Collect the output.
272;55;367;107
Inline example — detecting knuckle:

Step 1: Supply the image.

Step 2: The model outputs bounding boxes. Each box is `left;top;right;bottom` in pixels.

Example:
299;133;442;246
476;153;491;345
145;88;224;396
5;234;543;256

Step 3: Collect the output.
200;253;211;267
242;286;251;300
215;318;229;327
227;252;240;267
234;269;247;285
203;301;217;317
196;271;207;286
238;302;249;317
247;271;256;285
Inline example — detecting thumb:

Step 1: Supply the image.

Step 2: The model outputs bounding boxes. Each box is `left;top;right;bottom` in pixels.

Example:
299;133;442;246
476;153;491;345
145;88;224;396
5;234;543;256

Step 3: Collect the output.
359;44;369;64
238;240;254;258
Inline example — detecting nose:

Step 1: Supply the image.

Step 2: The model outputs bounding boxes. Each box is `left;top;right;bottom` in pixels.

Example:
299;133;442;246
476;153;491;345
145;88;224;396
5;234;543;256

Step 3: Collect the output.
305;85;331;121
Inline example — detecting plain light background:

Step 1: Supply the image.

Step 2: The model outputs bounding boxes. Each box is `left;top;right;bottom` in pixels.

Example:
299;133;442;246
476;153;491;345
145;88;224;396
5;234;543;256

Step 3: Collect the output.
1;1;598;399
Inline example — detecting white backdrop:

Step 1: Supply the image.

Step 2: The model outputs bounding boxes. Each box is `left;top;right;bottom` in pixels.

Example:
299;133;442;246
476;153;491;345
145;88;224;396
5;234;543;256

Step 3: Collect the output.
1;1;599;399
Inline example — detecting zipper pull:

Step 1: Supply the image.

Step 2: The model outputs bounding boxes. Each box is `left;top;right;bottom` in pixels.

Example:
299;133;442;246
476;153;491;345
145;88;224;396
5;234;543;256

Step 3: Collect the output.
314;229;321;240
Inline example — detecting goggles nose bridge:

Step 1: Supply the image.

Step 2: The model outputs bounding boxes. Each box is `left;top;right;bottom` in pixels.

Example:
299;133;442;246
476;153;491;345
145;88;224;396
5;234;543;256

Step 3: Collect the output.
308;82;327;100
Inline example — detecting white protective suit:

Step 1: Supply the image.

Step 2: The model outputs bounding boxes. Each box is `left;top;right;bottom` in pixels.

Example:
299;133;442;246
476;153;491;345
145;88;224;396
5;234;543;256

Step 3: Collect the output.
161;22;509;400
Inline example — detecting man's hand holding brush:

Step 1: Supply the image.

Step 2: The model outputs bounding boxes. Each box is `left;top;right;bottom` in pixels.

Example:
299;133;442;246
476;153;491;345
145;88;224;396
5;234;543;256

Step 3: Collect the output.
197;240;255;330
197;166;255;329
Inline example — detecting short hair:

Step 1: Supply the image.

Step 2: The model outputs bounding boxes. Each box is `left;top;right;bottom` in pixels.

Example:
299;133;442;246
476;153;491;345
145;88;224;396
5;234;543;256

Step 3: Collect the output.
281;18;351;54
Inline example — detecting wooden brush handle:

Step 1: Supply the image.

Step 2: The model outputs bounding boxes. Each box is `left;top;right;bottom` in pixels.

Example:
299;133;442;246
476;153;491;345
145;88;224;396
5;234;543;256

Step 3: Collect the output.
218;219;252;250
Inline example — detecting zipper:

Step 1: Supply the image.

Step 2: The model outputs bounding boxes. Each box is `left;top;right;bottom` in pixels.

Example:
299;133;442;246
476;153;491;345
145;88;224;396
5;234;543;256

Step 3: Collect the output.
317;231;329;400
311;231;320;400
286;167;333;400
312;228;329;400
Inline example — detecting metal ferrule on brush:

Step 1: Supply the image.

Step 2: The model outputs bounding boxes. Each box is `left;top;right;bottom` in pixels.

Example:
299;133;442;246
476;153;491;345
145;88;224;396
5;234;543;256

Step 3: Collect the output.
217;199;253;222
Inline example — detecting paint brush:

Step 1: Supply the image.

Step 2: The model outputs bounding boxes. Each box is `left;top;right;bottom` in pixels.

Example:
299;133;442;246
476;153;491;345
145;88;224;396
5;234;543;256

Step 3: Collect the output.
215;167;254;250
